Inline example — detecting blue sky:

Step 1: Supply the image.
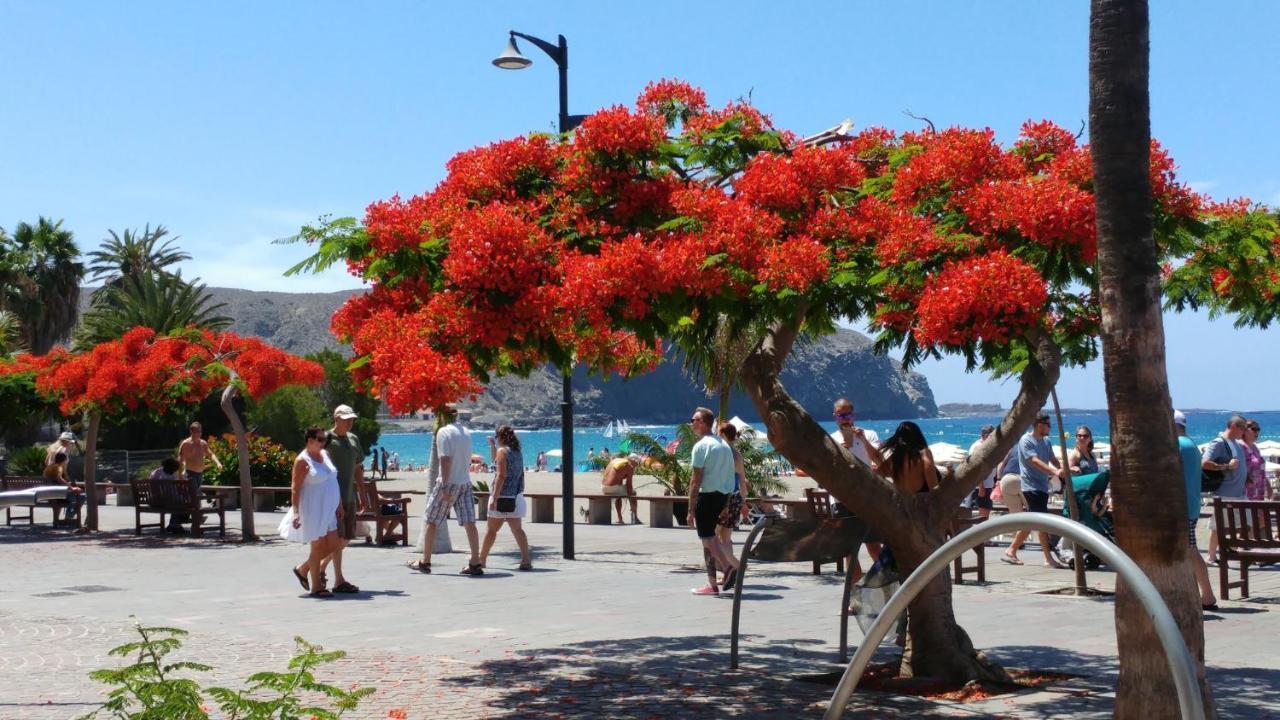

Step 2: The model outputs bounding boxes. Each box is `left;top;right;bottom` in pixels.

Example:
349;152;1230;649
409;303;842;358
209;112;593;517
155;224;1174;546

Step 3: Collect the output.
2;2;1277;408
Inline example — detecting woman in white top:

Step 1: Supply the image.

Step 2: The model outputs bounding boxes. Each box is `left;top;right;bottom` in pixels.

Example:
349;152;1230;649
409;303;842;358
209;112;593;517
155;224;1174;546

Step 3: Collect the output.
280;426;343;598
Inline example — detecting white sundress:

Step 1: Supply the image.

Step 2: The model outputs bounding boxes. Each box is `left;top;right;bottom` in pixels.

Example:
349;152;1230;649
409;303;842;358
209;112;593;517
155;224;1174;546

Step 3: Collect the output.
278;450;340;543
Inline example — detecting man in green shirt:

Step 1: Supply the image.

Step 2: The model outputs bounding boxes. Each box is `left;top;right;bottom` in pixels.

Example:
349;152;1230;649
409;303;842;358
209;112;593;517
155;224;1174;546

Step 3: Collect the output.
321;404;364;593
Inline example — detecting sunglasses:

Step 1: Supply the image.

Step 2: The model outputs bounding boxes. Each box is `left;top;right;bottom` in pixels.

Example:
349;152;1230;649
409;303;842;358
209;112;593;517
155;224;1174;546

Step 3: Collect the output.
1247;425;1261;432
689;417;702;425
1076;433;1091;438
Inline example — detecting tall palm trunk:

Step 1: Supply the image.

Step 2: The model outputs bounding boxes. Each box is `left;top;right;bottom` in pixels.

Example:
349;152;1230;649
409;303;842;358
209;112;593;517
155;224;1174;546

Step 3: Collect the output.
221;384;257;540
1089;1;1214;716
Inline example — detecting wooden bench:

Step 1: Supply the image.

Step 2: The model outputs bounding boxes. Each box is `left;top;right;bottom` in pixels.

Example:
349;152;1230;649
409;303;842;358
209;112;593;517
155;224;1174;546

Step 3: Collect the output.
1;475;76;527
129;477;226;538
1214;498;1280;600
949;511;987;584
357;478;411;546
804;489;846;575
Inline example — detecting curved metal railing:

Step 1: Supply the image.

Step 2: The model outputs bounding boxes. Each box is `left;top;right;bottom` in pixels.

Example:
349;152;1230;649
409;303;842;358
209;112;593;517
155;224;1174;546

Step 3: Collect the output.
823;513;1205;720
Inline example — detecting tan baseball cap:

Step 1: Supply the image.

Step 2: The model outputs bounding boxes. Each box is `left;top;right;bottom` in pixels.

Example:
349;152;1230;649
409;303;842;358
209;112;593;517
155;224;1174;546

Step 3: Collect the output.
333;404;358;420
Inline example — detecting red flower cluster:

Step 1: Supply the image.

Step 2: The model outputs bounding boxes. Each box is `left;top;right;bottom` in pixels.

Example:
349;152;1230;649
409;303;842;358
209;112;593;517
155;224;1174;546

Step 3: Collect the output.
892;128;1009;205
350;310;481;414
962;176;1098;262
636;79;708;124
442;203;560;295
574;105;665;158
365;194;432;255
440;135;561;204
684;102;772;143
914;251;1049;347
1013;120;1078;172
762;236;830;292
735;145;866;215
1149;140;1202;219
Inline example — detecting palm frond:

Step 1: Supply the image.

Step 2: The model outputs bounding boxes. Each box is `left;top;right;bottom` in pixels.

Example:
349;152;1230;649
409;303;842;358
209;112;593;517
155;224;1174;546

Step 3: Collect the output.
76;271;230;347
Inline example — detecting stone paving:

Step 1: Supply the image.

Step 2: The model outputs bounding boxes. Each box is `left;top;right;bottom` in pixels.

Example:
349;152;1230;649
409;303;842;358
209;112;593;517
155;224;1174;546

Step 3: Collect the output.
2;504;1279;719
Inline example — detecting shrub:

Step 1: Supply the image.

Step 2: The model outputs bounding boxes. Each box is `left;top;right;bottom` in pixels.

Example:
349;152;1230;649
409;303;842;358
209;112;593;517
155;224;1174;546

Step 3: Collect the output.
5;444;48;475
201;434;295;488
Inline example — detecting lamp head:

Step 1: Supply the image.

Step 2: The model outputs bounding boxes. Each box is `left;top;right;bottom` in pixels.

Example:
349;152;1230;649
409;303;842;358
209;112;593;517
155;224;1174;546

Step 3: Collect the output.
493;35;531;70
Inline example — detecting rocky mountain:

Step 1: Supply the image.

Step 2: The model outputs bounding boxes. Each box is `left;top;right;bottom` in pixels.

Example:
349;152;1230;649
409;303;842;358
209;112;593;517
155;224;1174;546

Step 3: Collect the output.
82;287;937;424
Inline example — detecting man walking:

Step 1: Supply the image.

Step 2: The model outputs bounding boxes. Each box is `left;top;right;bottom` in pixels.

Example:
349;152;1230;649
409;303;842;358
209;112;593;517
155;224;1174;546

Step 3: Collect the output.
172;422;223;534
1003;414;1067;567
412;406;483;575
1203;414;1248;564
687;406;739;596
1176;410;1217;609
320;405;363;593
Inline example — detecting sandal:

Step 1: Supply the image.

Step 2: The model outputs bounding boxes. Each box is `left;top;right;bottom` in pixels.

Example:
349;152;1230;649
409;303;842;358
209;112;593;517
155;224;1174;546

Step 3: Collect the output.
518;562;534;571
1000;555;1023;566
407;560;431;574
333;581;360;593
460;563;485;576
292;566;310;592
309;589;333;598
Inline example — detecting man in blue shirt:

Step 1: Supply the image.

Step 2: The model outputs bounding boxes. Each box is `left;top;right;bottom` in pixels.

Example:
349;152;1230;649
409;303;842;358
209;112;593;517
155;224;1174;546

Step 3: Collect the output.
1202;414;1248;565
1176;410;1216;609
1002;413;1067;568
687;406;739;596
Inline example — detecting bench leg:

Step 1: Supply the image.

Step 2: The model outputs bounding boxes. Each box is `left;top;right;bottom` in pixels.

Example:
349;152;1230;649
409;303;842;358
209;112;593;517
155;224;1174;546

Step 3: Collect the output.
1219;557;1230;601
588;497;613;525
648;502;673;529
1242;559;1251;599
531;497;555;523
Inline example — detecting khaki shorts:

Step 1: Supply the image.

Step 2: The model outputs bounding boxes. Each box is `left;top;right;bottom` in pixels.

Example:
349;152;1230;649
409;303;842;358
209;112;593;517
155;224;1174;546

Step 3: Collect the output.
338;500;358;540
999;474;1026;513
601;484;628;497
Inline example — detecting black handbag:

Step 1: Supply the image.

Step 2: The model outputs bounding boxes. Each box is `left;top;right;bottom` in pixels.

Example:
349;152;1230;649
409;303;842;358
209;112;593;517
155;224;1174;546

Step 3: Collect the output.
496;496;516;513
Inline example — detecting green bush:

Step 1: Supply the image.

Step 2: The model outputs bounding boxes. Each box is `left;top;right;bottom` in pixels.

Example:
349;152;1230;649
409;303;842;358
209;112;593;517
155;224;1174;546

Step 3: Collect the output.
201;434;295;488
5;444;48;475
80;621;373;719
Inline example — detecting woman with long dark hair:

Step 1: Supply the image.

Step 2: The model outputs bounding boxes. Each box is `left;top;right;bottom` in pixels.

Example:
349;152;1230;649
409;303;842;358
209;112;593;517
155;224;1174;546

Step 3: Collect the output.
875;421;939;494
478;425;532;570
1068;425;1099;475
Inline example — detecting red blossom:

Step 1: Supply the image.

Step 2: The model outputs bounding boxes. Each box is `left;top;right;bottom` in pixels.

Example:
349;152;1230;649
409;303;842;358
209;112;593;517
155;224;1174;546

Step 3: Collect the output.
914;251;1048;347
636;79;707;124
684;102;772;143
892;128;1009;205
761;236;830;292
961;175;1097;262
735;144;866;215
573;105;665;158
1013;120;1078;172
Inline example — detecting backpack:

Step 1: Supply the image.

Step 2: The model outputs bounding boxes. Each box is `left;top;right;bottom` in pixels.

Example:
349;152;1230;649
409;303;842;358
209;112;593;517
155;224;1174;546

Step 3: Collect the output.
1200;438;1232;493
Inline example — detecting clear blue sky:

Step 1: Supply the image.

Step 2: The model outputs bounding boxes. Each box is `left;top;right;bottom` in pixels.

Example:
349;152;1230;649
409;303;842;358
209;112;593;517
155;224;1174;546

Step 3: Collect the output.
2;2;1277;409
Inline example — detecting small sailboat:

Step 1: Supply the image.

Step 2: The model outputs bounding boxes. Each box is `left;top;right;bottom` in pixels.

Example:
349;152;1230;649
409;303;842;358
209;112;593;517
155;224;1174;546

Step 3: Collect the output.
602;421;615;439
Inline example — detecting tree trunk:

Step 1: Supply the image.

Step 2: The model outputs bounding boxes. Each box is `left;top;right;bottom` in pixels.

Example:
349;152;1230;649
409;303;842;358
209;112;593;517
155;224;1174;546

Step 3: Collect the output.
220;383;256;541
1090;1;1215;716
1050;388;1089;593
739;313;1060;681
83;412;101;531
717;386;730;429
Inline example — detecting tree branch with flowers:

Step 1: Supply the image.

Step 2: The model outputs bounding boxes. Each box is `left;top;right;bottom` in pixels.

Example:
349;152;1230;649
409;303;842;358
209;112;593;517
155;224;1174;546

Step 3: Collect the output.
289;79;1269;681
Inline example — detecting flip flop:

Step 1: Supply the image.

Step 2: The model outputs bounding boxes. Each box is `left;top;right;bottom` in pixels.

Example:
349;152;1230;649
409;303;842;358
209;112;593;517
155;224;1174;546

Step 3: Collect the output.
292;566;310;592
518;563;534;571
333;581;360;593
1000;555;1023;566
407;560;431;574
460;563;485;576
309;589;333;599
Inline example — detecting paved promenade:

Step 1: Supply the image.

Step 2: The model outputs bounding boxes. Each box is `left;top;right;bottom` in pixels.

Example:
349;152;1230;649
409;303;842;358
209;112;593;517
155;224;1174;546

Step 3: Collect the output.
2;504;1279;719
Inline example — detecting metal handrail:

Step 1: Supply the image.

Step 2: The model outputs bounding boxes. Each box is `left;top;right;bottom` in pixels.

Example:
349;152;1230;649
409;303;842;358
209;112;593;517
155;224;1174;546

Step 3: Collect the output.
824;513;1204;720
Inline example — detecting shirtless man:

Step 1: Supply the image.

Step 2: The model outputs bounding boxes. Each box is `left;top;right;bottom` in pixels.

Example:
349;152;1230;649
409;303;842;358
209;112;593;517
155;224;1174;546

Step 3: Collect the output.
602;454;642;524
174;422;223;533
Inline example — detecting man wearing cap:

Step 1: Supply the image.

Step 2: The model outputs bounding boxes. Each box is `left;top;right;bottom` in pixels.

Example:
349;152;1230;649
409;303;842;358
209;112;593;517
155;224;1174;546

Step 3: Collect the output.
1202;414;1249;564
45;431;81;467
1176;410;1217;609
1003;413;1068;567
320;404;364;593
602;453;642;524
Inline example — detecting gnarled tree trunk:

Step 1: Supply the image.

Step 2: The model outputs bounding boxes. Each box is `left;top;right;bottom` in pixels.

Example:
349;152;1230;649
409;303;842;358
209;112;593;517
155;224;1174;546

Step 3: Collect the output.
220;383;256;540
1090;1;1215;716
739;314;1061;682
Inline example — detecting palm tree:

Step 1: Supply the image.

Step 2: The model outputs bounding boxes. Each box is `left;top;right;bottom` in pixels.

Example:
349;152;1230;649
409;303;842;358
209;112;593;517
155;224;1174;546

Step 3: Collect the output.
1090;1;1214;715
75;271;231;347
86;225;190;289
676;313;768;424
0;310;25;356
1;217;84;354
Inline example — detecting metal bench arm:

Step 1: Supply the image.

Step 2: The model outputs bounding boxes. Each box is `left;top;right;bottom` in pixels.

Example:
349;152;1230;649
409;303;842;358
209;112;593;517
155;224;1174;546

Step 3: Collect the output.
823;513;1204;720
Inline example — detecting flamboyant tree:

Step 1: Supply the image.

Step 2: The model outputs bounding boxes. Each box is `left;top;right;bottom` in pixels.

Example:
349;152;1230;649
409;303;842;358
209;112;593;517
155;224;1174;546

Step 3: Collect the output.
0;326;323;535
292;80;1269;682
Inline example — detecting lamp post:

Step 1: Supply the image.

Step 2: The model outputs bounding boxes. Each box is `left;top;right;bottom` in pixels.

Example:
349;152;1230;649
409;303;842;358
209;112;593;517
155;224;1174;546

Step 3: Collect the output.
494;30;587;560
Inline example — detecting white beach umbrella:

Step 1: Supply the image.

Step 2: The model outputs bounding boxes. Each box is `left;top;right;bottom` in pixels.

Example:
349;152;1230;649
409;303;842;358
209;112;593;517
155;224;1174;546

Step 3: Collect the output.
545;449;563;458
928;442;968;466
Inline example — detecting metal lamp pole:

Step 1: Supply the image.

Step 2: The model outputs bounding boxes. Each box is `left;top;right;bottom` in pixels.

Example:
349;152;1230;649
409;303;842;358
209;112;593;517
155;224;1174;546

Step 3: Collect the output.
494;30;586;560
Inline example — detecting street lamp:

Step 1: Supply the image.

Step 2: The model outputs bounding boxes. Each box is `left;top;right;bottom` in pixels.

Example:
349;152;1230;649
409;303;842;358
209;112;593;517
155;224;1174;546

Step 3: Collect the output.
493;29;586;560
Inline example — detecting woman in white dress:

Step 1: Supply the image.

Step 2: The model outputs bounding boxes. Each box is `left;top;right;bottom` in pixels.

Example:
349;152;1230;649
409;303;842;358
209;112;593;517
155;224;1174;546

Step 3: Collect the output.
281;426;343;598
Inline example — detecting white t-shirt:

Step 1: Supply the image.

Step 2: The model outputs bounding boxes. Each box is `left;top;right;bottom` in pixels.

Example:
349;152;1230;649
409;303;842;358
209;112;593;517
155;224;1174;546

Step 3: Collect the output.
968;439;997;489
830;427;881;467
435;423;473;487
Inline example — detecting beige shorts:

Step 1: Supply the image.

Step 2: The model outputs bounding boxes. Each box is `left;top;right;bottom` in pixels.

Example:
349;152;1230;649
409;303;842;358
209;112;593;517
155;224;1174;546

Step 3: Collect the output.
601;484;628;497
999;474;1026;513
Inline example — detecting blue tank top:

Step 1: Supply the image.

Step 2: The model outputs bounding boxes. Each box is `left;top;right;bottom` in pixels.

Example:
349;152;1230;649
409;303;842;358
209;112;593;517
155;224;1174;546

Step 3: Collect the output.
500;446;524;497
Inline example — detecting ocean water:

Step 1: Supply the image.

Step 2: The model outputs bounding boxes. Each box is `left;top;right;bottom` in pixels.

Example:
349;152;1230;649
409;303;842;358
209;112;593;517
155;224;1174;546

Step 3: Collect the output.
371;410;1279;470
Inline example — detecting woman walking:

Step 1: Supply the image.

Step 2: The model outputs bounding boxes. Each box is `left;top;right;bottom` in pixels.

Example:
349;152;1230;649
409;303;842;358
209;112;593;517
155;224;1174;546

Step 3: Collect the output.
1242;419;1273;501
280;426;343;598
478;426;532;571
714;422;750;591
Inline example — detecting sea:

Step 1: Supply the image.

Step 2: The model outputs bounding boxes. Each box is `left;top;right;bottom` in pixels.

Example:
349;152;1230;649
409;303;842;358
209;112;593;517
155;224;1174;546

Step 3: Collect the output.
371;409;1279;471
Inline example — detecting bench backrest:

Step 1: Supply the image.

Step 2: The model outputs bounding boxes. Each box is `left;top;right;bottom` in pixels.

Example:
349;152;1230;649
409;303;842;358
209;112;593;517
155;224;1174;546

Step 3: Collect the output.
805;488;834;520
2;475;53;491
1214;499;1280;549
131;477;198;512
